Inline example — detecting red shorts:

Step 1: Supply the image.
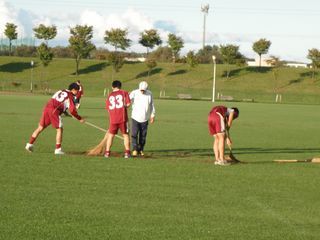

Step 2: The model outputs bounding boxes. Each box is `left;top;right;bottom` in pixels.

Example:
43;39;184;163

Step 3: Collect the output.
208;112;225;135
39;108;62;129
108;122;128;135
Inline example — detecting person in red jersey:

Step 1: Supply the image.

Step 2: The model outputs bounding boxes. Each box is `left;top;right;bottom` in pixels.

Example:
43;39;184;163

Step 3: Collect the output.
208;105;239;166
104;80;131;158
25;83;85;155
74;80;84;109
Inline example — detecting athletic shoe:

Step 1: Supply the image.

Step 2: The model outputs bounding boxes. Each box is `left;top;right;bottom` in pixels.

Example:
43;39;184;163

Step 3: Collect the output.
132;150;138;157
215;160;231;166
104;151;110;158
25;143;34;152
124;152;131;159
54;148;65;155
140;151;145;157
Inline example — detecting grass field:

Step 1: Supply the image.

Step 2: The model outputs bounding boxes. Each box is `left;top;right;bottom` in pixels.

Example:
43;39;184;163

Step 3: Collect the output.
1;94;320;239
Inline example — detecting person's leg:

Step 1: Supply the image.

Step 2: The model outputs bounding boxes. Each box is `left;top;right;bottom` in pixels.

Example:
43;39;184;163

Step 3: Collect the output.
131;119;139;155
216;133;225;161
213;134;219;161
26;124;45;152
106;133;115;152
139;121;149;153
123;133;130;152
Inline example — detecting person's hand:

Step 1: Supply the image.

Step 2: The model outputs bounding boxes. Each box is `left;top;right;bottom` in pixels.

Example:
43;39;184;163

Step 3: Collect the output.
150;117;155;124
79;119;85;123
226;137;232;147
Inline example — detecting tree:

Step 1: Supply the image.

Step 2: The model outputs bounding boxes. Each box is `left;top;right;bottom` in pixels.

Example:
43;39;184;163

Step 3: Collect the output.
4;23;18;56
33;24;57;45
196;45;221;64
185;51;198;69
139;29;162;55
252;38;271;67
145;58;157;79
266;56;284;102
219;44;243;78
104;28;131;80
33;24;57;67
167;33;184;63
69;25;96;75
149;46;172;62
104;28;131;51
307;48;320;80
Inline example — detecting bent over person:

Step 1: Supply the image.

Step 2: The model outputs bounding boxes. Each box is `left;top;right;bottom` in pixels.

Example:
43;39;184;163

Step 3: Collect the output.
208;105;239;166
104;80;131;158
129;81;155;157
25;82;85;155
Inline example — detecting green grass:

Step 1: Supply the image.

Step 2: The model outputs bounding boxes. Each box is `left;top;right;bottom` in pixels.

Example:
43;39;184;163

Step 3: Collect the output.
1;94;320;239
1;56;320;104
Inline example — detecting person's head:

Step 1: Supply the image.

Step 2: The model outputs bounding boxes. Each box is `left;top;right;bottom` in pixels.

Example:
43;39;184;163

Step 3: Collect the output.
232;107;239;119
68;82;80;95
139;81;148;93
112;80;122;89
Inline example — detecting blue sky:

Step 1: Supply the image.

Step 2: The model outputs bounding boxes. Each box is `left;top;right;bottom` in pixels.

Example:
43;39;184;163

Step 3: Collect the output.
1;0;320;62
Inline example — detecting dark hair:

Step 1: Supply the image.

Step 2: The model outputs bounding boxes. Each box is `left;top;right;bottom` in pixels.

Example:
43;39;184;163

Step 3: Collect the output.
112;80;122;89
232;107;239;119
68;82;80;91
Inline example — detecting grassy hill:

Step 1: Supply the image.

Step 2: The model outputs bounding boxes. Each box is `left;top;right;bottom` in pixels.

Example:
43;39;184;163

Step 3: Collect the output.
1;56;320;104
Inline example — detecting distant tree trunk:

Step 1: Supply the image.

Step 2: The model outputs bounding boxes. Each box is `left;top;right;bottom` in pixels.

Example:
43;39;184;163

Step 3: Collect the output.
9;41;12;56
259;54;262;67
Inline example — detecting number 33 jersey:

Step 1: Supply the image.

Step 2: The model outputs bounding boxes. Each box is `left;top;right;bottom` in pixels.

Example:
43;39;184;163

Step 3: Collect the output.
45;90;82;120
106;90;131;124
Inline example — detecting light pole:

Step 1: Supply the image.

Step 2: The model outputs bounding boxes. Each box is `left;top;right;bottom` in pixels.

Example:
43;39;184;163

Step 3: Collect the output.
30;60;34;93
212;55;216;102
201;4;209;49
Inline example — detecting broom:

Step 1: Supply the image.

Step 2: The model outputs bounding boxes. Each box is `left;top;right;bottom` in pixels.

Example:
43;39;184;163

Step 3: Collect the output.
84;121;124;156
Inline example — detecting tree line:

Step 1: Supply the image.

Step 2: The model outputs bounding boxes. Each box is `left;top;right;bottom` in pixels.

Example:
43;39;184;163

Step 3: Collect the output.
2;22;320;78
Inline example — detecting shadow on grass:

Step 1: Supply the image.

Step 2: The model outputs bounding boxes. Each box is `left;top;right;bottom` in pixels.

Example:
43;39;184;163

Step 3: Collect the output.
135;68;162;79
71;62;107;75
167;69;187;76
0;62;33;73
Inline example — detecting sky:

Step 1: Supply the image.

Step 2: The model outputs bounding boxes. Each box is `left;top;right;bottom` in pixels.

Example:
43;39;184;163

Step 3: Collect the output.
1;0;320;62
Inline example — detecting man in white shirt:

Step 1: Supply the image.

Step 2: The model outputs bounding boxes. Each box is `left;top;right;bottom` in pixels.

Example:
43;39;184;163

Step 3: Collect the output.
129;81;155;157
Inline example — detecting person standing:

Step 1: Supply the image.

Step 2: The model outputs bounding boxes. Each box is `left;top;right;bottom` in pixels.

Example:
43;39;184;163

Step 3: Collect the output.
129;81;155;157
25;82;85;155
207;105;239;165
104;80;131;158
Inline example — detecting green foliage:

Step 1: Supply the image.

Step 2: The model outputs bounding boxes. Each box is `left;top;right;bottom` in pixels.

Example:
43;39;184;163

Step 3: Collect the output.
149;46;172;62
69;25;96;75
139;29;162;55
219;44;244;78
185;50;198;69
145;58;157;78
33;24;57;44
307;48;320;79
104;28;131;51
196;45;221;64
4;22;18;56
252;38;272;67
167;33;184;63
37;43;53;67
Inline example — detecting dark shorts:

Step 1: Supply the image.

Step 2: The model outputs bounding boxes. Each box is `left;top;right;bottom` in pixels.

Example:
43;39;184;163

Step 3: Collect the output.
108;122;129;135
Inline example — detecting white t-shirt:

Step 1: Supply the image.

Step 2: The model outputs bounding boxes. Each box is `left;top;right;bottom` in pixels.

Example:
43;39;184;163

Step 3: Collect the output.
129;89;155;123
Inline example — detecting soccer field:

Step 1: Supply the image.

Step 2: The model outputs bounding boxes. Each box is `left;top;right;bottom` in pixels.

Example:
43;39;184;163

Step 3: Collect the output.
1;94;320;239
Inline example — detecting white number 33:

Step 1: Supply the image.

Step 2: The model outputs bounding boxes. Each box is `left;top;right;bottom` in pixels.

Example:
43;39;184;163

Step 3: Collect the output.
109;95;124;110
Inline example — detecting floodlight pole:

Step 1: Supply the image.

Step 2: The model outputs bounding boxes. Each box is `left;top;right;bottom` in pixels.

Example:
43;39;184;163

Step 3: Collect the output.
30;60;34;93
201;4;209;49
212;55;216;102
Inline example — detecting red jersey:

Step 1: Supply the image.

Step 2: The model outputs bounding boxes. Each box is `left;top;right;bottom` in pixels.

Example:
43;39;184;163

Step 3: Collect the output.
75;84;84;100
209;106;228;118
45;90;82;120
106;89;130;124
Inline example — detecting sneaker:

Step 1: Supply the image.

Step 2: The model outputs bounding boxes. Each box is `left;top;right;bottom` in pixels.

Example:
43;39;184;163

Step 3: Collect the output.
104;151;110;158
139;151;145;157
124;152;131;158
215;160;231;166
54;148;65;155
132;150;138;157
25;143;34;152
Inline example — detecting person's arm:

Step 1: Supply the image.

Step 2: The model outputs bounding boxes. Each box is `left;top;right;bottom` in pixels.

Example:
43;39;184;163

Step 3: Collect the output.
68;95;84;122
149;93;155;123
